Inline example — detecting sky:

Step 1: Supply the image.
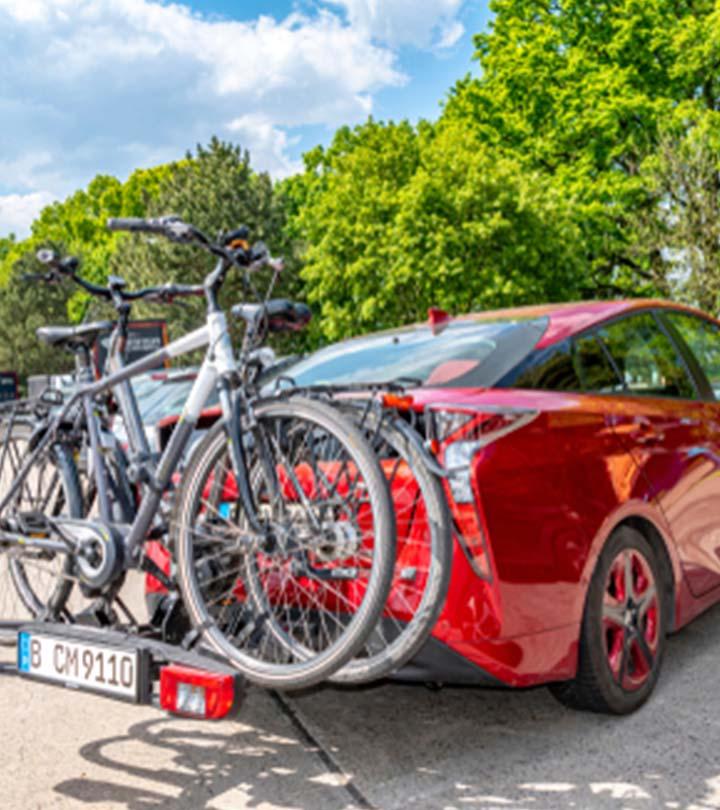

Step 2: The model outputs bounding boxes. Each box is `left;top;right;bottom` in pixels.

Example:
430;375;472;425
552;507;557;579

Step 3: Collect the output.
0;0;490;238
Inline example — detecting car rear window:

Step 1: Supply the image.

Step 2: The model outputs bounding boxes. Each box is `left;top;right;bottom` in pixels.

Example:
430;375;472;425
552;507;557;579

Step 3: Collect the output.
278;318;549;389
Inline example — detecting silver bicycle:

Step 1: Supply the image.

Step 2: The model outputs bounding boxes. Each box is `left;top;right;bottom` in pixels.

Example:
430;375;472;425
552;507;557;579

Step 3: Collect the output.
0;216;396;690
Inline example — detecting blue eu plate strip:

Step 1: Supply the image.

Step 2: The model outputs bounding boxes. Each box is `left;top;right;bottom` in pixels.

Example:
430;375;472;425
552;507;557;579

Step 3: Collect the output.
17;631;30;672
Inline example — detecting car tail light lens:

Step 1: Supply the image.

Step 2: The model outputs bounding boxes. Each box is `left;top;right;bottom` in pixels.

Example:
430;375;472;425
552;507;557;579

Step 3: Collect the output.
430;407;537;503
159;665;238;720
451;500;493;579
429;406;537;580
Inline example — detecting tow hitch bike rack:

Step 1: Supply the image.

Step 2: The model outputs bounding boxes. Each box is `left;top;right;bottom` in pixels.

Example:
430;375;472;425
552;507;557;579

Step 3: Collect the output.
0;620;245;721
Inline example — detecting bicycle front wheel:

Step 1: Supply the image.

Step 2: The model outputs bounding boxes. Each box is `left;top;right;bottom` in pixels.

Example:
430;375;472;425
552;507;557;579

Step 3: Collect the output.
173;396;396;689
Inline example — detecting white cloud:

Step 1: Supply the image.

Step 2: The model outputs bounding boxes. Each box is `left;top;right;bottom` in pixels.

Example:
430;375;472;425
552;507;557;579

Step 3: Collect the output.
0;192;57;238
436;19;465;49
324;0;465;48
0;0;468;236
226;115;302;179
0;0;405;235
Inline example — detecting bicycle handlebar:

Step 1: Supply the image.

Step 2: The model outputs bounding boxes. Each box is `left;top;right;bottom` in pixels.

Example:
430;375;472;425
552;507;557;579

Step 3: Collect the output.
107;216;200;245
34;216;284;315
34;249;204;305
124;283;205;302
105;216;283;273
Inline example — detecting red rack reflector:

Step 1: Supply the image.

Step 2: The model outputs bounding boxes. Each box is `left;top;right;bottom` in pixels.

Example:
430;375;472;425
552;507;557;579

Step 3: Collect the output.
159;665;236;720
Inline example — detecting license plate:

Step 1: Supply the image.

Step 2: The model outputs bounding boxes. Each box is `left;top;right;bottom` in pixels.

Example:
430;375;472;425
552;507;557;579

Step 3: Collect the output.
17;631;142;701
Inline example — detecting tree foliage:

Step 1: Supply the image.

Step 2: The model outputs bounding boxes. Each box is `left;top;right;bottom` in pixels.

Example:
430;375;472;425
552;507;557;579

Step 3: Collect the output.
0;165;171;322
289;117;586;341
630;124;720;312
0;260;72;381
113;138;303;347
445;0;720;297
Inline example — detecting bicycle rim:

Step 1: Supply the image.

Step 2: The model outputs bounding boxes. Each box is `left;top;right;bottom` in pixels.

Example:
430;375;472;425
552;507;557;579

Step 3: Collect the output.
174;396;396;689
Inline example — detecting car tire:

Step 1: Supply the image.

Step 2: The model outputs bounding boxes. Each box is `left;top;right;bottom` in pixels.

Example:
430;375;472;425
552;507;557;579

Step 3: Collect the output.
549;526;668;715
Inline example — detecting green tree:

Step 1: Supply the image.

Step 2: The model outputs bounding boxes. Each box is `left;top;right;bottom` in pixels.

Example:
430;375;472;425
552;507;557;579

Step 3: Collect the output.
629;123;720;313
0;255;72;381
0;165;172;322
114;138;304;346
291;118;584;341
445;0;720;296
0;236;14;265
289;120;422;341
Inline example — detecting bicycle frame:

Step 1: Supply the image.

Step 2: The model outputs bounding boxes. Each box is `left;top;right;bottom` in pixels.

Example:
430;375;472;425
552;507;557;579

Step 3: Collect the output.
0;307;257;568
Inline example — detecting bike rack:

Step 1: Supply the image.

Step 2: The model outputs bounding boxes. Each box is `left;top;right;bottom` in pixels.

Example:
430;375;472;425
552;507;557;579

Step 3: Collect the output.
0;386;455;709
0;620;245;720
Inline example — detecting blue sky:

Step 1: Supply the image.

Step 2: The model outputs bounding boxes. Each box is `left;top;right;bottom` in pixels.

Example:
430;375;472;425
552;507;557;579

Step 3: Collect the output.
0;0;490;236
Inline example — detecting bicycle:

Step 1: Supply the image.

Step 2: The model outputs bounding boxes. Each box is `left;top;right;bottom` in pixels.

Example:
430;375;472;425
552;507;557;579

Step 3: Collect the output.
0;216;396;689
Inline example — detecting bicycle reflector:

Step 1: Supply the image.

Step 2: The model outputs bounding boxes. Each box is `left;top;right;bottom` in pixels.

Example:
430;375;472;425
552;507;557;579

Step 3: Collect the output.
159;665;238;720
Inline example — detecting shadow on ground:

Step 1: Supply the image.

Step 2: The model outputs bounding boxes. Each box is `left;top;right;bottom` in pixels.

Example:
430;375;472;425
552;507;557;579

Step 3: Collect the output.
53;602;720;810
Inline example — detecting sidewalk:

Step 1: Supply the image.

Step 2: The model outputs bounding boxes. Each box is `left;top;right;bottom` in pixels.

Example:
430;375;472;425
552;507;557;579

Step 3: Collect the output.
3;605;720;809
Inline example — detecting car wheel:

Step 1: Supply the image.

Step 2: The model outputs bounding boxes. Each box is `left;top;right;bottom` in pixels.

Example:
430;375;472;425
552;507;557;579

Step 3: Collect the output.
550;526;667;714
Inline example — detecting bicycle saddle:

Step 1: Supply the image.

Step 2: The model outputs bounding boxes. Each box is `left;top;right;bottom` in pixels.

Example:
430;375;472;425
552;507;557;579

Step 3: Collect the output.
36;321;114;350
232;299;312;333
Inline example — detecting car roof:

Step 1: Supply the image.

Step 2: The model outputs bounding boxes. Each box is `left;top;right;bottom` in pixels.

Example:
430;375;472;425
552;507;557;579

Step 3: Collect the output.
451;299;716;348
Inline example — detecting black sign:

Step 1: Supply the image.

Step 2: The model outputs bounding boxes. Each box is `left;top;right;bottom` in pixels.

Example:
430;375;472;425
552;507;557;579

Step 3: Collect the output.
95;320;168;376
0;372;18;403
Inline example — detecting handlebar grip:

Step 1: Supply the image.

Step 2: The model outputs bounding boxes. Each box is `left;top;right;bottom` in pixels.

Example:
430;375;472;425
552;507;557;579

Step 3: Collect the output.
107;217;168;234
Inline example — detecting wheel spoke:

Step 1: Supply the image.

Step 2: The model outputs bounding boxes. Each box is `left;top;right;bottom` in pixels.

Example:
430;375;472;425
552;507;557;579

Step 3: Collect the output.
602;600;625;628
617;630;630;688
637;582;656;617
624;550;636;602
634;630;655;673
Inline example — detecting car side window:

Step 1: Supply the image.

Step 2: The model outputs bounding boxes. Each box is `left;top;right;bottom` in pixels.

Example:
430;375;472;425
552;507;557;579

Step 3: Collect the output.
573;333;623;393
665;312;720;399
596;312;696;399
500;339;582;391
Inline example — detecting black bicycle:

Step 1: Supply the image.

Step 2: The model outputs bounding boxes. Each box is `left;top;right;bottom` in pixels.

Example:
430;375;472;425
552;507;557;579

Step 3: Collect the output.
0;216;396;689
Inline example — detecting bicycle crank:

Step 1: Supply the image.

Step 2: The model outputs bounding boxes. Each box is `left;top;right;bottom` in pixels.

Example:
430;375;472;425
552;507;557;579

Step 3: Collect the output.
53;518;125;592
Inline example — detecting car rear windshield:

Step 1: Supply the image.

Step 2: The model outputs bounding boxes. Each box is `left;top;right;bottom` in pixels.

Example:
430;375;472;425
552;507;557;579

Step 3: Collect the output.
279;318;548;389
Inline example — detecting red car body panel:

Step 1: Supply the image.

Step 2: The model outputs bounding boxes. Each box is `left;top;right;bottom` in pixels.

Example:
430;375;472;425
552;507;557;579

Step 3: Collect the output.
146;299;720;688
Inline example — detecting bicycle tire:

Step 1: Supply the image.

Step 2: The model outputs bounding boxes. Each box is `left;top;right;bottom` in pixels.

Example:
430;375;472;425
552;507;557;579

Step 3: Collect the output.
0;422;83;628
173;395;396;689
330;405;452;683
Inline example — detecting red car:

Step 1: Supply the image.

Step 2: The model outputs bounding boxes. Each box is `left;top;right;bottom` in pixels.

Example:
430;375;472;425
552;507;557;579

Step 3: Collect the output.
149;299;720;714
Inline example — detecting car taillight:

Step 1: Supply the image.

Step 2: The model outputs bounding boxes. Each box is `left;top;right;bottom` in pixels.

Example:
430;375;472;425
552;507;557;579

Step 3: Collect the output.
429;406;537;580
430;407;537;503
448;500;492;578
159;665;239;720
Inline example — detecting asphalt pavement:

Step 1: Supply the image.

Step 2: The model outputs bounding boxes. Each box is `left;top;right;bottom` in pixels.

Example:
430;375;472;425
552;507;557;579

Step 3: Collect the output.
3;594;720;809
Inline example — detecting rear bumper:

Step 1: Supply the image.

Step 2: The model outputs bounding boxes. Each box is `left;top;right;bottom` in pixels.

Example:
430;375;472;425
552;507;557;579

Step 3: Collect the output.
425;622;580;688
392;635;505;686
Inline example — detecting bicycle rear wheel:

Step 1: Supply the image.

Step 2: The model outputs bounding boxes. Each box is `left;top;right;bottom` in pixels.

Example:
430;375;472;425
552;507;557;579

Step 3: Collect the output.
330;405;452;684
174;396;396;689
0;422;83;637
